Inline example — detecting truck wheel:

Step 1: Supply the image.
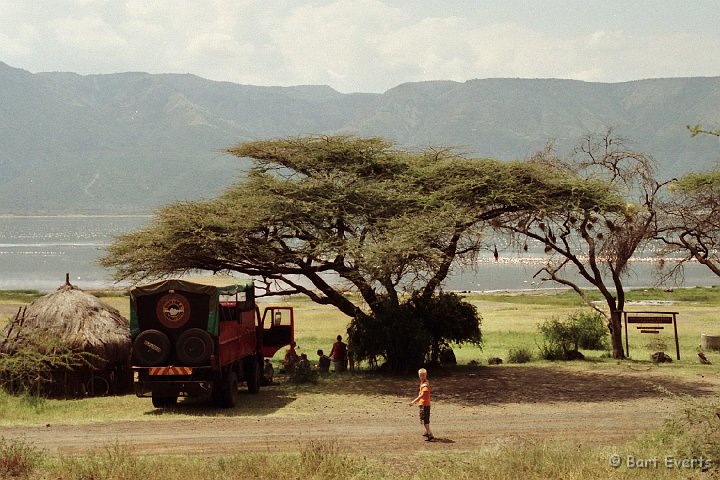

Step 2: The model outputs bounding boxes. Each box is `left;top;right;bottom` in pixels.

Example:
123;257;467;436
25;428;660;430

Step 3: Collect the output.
134;329;171;366
245;355;261;394
218;371;239;408
175;328;214;365
151;392;178;408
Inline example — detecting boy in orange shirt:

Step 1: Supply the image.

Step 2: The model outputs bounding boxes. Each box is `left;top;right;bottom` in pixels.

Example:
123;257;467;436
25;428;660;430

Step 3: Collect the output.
409;368;434;441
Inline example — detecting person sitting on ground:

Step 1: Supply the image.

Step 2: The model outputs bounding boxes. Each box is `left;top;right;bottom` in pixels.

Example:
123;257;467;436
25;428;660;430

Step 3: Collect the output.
296;353;311;375
282;341;299;373
316;349;331;373
263;358;274;383
329;335;347;372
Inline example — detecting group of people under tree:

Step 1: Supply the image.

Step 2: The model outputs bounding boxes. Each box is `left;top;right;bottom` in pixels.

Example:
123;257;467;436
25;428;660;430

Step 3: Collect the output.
281;335;354;374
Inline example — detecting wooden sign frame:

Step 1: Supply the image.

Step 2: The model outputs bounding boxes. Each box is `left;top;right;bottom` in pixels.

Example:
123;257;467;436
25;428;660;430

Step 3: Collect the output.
622;311;680;360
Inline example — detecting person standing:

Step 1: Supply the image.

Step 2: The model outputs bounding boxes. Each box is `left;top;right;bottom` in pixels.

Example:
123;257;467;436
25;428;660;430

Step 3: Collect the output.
329;335;347;372
409;368;434;441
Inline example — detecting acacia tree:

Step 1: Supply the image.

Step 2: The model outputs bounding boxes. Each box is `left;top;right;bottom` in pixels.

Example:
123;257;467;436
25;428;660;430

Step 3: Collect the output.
658;168;720;278
102;135;613;369
496;131;666;359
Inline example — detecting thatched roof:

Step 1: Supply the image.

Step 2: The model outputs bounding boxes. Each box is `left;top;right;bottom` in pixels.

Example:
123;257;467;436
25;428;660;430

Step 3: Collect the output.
0;282;130;366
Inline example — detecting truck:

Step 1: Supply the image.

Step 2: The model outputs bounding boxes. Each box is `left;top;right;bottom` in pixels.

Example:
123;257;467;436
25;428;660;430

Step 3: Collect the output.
129;277;294;408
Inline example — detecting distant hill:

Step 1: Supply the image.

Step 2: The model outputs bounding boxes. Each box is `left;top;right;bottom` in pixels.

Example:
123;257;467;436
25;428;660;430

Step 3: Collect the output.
1;61;718;214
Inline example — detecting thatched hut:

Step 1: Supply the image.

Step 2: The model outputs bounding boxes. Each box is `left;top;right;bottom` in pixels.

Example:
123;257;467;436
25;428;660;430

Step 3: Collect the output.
0;278;132;397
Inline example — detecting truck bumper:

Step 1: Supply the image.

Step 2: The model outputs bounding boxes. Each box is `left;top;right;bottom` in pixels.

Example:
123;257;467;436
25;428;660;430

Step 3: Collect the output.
134;380;213;398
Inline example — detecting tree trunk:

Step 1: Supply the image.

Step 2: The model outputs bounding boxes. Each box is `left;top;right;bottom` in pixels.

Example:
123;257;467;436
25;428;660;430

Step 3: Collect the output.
608;309;625;359
430;340;440;366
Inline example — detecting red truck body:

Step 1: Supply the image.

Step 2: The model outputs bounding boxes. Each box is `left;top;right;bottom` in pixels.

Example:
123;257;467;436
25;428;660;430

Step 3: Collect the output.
129;277;294;408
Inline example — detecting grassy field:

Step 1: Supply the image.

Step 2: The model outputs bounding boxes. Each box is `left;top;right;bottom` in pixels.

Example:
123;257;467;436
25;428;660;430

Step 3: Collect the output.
2;285;720;373
261;286;720;369
1;286;719;479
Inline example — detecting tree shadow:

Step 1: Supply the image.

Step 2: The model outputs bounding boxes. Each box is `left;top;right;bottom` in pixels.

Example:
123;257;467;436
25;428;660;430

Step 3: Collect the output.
319;365;717;406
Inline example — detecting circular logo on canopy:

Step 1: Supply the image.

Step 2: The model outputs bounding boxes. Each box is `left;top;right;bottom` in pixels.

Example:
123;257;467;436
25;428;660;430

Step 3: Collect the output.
156;293;191;329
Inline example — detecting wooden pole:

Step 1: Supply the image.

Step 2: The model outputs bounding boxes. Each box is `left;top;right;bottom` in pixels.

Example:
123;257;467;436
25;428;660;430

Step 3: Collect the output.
673;313;680;360
623;311;629;358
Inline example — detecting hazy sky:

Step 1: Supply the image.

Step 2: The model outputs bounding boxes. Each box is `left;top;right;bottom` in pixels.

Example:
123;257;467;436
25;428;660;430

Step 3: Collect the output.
1;0;719;93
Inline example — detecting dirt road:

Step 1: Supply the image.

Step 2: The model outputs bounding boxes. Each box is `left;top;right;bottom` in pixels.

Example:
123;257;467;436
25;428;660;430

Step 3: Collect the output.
1;366;716;455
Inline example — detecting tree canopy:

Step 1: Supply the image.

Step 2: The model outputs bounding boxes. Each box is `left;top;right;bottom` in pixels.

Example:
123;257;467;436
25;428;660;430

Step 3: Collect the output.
658;125;720;278
101;135;620;369
658;168;720;278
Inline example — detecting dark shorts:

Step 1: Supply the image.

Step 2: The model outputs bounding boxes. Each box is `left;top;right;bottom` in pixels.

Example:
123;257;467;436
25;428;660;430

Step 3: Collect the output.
418;405;431;425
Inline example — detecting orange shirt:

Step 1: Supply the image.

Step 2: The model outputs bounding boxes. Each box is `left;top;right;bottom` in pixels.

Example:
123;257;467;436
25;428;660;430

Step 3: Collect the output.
418;381;431;406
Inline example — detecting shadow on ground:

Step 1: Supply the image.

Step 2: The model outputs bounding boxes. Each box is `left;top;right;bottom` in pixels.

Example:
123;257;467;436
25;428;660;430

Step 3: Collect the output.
310;365;717;406
143;386;297;417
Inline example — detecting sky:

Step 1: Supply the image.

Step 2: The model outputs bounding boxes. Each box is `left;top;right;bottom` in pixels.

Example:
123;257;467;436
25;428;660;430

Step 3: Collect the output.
1;0;719;93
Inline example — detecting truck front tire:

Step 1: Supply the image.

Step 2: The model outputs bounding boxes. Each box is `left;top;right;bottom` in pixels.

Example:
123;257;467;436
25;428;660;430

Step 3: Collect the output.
245;355;262;394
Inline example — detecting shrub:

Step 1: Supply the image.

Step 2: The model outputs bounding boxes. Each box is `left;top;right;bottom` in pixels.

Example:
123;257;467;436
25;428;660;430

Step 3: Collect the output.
0;437;44;479
573;311;609;350
348;300;431;374
0;329;98;396
537;317;578;360
348;292;482;373
637;400;720;465
537;340;567;361
58;442;148;480
507;347;533;364
537;310;609;360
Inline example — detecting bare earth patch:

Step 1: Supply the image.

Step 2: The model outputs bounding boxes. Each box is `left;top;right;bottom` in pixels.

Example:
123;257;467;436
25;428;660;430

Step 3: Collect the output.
1;365;717;456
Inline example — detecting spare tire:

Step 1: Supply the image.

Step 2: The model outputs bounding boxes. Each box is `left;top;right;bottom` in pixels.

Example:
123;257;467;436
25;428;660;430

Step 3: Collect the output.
176;328;214;366
134;329;171;366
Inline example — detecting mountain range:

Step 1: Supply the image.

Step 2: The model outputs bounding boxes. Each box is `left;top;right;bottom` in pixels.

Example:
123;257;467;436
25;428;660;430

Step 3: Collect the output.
1;61;718;214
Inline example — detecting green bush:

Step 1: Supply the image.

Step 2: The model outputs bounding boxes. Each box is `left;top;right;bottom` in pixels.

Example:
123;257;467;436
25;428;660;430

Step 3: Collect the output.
573;311;609;350
507;347;533;364
537;310;609;360
348;292;482;373
537;340;567;361
0;329;99;396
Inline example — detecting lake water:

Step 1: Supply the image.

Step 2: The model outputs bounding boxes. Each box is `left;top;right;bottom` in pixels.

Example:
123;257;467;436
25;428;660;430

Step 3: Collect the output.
0;216;717;292
0;216;149;290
